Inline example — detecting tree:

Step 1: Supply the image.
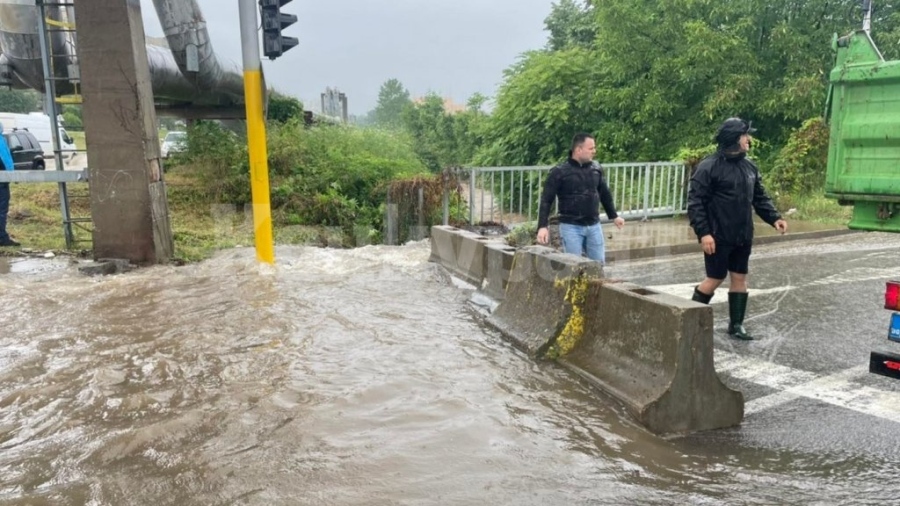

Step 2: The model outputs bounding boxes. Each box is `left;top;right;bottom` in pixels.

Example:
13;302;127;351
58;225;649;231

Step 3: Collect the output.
479;0;900;168
371;78;411;129
0;89;41;114
60;104;83;129
475;47;604;166
268;94;303;124
544;0;596;51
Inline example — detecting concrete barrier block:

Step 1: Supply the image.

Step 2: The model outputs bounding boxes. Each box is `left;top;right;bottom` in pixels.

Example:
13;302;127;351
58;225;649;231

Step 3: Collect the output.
481;242;517;301
427;226;743;435
429;226;491;287
486;247;602;358
560;282;744;434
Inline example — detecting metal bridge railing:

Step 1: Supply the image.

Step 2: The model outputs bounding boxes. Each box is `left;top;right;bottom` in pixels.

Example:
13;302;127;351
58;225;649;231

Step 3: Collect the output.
454;162;689;226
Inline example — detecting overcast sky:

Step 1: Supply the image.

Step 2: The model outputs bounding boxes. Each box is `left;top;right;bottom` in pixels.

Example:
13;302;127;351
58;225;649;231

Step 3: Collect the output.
139;0;555;116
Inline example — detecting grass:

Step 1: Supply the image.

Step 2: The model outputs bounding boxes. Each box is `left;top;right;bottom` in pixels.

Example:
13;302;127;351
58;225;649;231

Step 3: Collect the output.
774;192;852;225
1;182;92;255
68;131;86;150
3;165;344;262
2;170;256;261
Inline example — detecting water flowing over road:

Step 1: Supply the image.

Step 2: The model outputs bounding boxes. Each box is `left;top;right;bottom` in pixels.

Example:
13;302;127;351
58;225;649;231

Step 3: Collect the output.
0;242;897;505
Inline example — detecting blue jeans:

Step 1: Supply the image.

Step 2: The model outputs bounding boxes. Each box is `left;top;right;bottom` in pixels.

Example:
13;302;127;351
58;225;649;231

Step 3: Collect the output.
0;183;9;242
559;222;606;263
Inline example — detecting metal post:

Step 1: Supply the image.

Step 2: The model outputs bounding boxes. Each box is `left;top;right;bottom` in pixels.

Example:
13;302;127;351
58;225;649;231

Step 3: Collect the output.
417;186;424;240
441;172;449;226
642;164;651;221
469;169;475;225
385;187;397;245
36;0;74;249
863;0;873;34
239;0;274;264
500;171;504;224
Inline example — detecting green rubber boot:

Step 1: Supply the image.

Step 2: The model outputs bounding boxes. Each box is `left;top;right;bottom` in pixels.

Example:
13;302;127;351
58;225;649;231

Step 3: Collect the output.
728;292;753;340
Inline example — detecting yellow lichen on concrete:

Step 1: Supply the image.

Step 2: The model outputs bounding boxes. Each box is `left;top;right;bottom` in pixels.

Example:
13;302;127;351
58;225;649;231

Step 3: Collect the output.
549;275;591;358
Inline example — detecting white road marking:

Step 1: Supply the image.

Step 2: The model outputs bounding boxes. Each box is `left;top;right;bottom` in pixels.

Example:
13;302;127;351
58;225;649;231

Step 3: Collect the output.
647;267;900;304
644;267;900;423
716;350;900;423
646;283;795;302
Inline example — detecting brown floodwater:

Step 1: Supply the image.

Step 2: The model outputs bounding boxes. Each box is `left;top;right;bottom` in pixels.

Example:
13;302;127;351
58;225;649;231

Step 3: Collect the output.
0;243;896;505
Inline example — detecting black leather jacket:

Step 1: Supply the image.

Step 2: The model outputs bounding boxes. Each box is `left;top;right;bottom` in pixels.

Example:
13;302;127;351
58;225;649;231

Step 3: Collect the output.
538;158;619;228
688;151;781;245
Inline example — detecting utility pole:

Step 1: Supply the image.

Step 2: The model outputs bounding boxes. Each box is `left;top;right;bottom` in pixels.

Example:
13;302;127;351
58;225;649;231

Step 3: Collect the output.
238;0;274;264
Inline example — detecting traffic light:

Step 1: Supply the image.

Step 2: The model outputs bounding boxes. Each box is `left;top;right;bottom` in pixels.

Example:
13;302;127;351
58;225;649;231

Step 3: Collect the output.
259;0;298;60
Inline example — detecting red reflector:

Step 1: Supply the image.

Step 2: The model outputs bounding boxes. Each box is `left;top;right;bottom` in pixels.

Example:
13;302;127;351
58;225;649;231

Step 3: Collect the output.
886;281;900;310
887;361;900;371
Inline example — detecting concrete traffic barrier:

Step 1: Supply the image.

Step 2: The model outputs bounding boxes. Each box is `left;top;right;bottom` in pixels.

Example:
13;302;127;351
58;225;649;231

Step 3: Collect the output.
486;246;602;357
481;242;518;301
559;282;744;434
428;226;744;434
429;225;491;287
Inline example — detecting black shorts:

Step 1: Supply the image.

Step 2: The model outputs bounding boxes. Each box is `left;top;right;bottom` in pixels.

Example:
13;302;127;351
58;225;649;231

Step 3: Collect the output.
704;241;751;280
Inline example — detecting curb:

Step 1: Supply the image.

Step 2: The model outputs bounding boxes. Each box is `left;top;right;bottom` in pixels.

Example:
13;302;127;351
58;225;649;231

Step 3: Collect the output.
606;228;859;263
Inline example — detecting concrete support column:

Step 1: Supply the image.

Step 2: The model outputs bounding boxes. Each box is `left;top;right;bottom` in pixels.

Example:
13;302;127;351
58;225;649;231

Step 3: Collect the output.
75;0;173;264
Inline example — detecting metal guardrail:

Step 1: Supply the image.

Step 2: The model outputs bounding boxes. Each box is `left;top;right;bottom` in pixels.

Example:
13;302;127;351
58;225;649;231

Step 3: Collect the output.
458;162;688;226
0;169;88;183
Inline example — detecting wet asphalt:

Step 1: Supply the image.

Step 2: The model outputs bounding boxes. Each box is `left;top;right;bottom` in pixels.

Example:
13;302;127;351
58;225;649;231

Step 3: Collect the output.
606;230;900;463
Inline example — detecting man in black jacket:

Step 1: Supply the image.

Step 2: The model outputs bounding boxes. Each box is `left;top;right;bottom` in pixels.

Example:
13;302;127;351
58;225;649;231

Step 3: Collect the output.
688;118;787;340
536;133;624;263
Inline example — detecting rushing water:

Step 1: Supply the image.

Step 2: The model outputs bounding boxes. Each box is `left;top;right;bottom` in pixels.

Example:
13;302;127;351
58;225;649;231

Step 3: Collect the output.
0;243;897;505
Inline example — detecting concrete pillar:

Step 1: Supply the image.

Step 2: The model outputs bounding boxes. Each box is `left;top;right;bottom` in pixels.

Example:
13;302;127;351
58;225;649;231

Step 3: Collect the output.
75;0;173;264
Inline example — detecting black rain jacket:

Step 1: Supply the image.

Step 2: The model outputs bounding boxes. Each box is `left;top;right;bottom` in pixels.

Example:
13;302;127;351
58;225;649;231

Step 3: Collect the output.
688;151;781;245
538;158;618;228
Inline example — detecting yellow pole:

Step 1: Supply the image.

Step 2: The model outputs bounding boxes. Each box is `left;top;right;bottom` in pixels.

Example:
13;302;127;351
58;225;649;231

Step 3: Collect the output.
239;0;274;264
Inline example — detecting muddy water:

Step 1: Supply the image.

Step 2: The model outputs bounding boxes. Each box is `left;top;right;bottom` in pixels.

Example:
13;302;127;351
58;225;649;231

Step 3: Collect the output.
0;244;893;505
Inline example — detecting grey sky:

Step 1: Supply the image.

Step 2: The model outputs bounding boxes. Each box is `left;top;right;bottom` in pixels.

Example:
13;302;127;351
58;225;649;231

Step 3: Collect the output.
139;0;555;116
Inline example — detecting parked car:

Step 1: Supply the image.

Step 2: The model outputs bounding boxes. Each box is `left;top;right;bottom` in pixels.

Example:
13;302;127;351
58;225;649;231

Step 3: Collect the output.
3;129;45;170
160;131;186;158
0;112;77;159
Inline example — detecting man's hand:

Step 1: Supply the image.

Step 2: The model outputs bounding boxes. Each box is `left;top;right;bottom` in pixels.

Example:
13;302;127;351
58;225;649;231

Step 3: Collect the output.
700;234;716;255
774;219;788;235
537;227;550;245
613;217;625;230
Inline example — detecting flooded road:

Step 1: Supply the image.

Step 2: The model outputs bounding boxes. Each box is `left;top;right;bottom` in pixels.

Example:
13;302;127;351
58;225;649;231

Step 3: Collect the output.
1;243;898;505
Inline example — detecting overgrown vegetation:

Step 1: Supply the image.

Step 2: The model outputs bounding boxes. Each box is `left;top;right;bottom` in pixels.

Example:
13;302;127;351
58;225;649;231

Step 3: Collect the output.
160;119;436;258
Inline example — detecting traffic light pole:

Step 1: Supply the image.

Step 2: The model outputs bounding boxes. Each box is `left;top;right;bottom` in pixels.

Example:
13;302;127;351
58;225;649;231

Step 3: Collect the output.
238;0;275;264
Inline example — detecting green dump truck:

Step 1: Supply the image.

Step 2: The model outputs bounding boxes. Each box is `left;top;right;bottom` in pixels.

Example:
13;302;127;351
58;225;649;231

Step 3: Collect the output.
825;14;900;379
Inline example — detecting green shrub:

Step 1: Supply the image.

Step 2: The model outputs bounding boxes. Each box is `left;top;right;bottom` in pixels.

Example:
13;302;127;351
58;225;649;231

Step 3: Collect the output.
169;119;430;246
768;117;829;196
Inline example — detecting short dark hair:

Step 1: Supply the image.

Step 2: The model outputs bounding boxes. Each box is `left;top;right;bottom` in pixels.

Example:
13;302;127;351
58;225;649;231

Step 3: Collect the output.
571;132;594;151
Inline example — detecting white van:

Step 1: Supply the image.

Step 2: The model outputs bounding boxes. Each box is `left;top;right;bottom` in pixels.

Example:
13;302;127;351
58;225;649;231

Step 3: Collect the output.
0;112;77;160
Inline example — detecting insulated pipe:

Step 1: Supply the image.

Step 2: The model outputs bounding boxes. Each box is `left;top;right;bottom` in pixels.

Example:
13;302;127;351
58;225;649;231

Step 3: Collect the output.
0;0;75;93
0;0;246;111
151;0;245;107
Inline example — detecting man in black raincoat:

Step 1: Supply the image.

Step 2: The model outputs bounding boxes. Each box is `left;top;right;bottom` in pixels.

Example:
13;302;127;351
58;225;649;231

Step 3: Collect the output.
687;118;788;340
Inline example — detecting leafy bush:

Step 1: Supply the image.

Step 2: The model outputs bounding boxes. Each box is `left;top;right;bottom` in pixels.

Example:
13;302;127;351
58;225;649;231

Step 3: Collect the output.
62;111;82;129
267;94;304;124
768;117;830;196
169;119;429;246
176;120;249;204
